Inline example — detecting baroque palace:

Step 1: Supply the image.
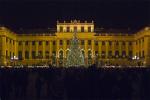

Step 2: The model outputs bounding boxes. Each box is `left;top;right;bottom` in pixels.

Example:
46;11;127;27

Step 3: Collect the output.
0;20;150;66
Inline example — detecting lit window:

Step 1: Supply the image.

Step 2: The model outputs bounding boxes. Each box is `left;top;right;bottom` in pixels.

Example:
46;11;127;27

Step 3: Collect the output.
60;40;63;45
81;40;84;45
67;40;70;45
66;27;70;32
88;40;91;45
88;26;91;32
39;41;42;45
60;26;63;32
74;26;77;32
32;41;35;45
25;41;28;45
46;41;49;45
81;27;84;32
19;41;22;45
102;41;105;45
53;41;55;45
95;41;98;46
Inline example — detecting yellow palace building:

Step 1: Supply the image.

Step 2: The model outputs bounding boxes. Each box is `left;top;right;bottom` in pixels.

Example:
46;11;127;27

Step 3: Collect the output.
0;20;150;66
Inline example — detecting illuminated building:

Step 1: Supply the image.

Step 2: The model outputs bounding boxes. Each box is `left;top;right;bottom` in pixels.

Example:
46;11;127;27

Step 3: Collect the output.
0;20;150;66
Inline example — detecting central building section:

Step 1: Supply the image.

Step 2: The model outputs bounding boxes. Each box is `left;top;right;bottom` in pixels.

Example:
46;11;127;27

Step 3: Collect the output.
56;20;95;66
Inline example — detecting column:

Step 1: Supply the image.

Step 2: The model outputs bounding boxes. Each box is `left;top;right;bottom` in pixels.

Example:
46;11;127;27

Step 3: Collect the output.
63;40;67;65
105;41;108;58
15;41;18;58
63;40;67;58
144;37;149;66
125;42;129;57
140;39;143;57
91;40;95;64
22;41;25;59
49;41;52;64
42;41;45;59
2;36;6;65
84;40;88;65
119;41;122;56
112;41;115;57
29;41;32;59
56;40;60;66
133;41;136;57
35;41;38;57
98;41;102;58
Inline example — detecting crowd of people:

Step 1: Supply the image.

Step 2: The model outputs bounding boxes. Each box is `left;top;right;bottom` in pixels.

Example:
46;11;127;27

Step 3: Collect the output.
0;65;149;100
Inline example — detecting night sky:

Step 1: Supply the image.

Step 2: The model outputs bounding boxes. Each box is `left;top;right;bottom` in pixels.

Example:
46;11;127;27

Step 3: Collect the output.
0;0;149;31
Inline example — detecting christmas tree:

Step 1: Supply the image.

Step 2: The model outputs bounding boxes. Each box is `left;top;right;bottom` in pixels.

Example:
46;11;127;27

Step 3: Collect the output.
65;31;85;67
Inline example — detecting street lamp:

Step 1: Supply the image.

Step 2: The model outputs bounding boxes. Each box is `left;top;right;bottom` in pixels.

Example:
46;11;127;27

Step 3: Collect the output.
11;56;18;67
132;56;140;67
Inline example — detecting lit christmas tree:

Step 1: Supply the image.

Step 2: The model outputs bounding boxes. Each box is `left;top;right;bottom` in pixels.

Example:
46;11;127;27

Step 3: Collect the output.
65;31;85;67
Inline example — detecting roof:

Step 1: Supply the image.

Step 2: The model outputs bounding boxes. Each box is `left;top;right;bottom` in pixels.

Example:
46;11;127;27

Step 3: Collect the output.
16;28;56;34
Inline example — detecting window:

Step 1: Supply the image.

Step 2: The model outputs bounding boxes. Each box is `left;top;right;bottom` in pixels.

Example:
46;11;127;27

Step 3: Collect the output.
88;26;91;32
122;41;125;45
129;41;132;45
18;51;22;60
122;51;126;57
39;41;42;45
25;51;29;59
46;41;49;45
19;41;22;45
66;27;70;32
60;40;63;45
81;40;84;45
25;41;28;45
60;26;63;32
32;51;36;59
88;40;91;45
38;51;42;58
129;51;133;58
109;41;112;46
81;27;84;32
108;51;112;57
74;26;77;32
102;41;105;45
45;51;49;59
32;41;35;45
116;41;119;45
139;51;141;57
142;51;144;57
67;40;70;45
6;38;8;43
115;51;119;57
6;50;8;58
53;41;56;45
9;52;11;58
95;51;98;56
102;51;105;58
13;40;14;45
95;41;98;46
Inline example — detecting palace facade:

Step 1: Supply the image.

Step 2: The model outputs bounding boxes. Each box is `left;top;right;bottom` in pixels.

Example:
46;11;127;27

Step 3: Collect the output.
0;20;150;66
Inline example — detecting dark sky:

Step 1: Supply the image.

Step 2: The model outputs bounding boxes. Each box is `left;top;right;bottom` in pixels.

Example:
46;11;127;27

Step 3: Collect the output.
0;0;149;31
